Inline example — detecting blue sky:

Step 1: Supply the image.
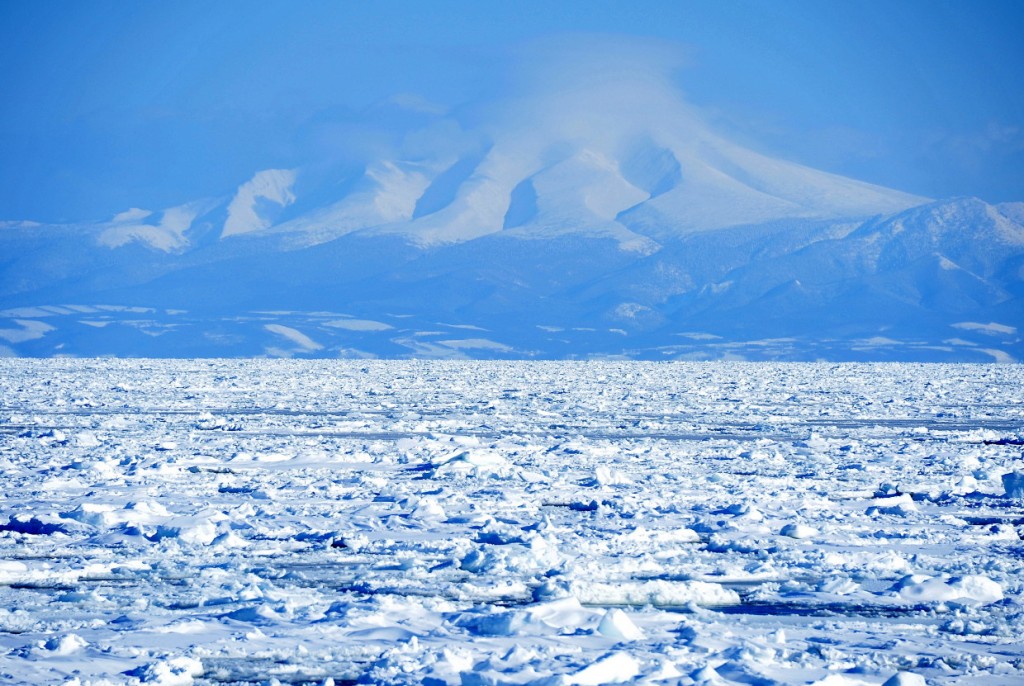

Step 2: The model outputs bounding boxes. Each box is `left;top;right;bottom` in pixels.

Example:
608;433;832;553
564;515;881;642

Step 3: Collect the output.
1;0;1022;222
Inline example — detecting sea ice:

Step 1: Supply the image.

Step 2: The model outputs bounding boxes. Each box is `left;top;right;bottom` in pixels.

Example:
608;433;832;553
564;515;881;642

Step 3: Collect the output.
0;360;1020;684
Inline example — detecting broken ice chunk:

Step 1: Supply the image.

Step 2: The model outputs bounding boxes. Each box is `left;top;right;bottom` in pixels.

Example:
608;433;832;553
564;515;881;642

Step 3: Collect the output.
597;608;645;641
1002;470;1024;498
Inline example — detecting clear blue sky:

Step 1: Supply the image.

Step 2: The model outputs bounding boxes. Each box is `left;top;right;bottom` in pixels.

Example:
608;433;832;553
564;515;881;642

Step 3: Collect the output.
2;0;1022;222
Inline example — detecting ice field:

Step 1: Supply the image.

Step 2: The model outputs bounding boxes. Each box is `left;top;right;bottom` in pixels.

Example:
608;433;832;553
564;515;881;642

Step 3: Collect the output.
0;359;1022;685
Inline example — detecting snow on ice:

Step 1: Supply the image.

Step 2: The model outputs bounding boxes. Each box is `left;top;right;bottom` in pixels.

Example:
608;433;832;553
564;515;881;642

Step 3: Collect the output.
0;360;1021;684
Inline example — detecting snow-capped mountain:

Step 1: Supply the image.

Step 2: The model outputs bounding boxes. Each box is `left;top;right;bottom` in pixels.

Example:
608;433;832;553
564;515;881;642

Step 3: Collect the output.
232;72;927;251
0;79;1020;361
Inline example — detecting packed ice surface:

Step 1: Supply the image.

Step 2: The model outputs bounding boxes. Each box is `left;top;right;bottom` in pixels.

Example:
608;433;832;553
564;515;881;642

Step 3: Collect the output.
0;360;1021;685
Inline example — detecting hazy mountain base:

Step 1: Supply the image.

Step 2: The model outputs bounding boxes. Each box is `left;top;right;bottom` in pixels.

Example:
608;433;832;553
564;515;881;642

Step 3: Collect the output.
0;198;1021;361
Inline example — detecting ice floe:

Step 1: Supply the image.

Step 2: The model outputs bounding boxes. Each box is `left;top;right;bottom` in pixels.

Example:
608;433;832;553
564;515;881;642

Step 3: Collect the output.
0;359;1021;684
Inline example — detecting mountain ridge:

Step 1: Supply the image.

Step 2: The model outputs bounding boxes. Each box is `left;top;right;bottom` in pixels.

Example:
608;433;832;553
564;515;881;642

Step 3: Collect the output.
0;97;1019;360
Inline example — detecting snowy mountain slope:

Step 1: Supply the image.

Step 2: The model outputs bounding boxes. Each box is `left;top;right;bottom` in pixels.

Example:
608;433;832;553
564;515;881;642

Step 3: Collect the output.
616;134;928;239
207;68;928;251
262;160;445;248
221;169;297;238
1;72;1020;360
675;198;1024;315
257;120;926;249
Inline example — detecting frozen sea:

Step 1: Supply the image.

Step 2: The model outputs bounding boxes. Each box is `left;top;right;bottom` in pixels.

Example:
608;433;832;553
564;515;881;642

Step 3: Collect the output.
0;360;1021;685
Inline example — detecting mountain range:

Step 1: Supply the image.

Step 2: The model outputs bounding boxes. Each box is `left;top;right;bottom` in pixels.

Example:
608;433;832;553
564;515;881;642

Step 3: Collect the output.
1;84;1021;361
